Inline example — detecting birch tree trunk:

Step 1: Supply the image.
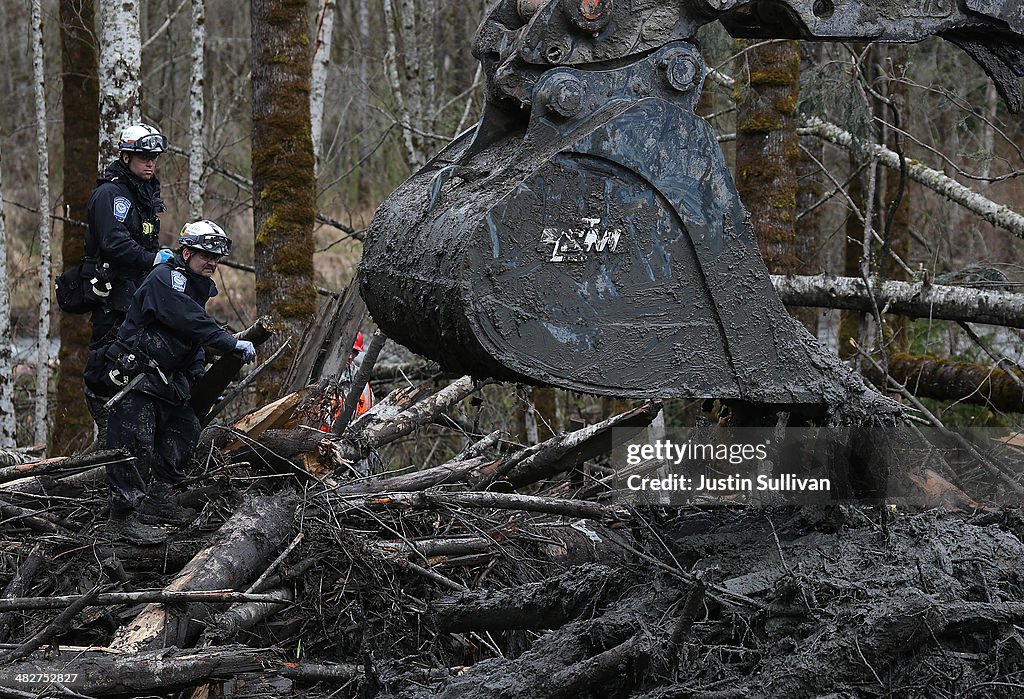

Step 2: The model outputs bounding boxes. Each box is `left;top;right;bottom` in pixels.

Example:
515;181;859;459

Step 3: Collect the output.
31;0;52;451
771;274;1024;329
187;0;206;220
383;0;424;168
54;0;99;455
980;81;998;180
310;0;336;174
0;142;13;447
356;0;372;203
97;0;141;166
802;115;1024;239
250;0;317;402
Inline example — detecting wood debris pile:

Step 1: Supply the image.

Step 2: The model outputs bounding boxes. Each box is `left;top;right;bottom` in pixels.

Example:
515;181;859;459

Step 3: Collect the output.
2;368;1024;698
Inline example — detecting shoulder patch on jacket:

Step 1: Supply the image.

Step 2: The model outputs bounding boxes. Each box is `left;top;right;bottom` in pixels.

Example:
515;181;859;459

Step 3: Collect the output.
113;196;132;222
170;270;187;293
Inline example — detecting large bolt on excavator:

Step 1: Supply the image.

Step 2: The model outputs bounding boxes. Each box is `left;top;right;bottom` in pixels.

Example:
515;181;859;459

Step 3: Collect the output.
359;0;1024;430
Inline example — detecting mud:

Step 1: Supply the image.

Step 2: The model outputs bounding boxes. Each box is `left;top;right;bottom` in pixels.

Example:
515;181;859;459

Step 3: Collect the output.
391;505;1024;698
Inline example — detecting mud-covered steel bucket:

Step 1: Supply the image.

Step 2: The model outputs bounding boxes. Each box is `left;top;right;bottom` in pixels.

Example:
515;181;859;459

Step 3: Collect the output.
360;43;851;407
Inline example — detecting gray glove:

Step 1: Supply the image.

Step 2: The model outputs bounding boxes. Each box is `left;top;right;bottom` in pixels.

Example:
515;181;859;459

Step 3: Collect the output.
235;340;256;364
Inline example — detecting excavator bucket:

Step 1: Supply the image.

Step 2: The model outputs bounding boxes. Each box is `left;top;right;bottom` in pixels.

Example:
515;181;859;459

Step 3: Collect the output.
361;42;852;409
359;0;1023;413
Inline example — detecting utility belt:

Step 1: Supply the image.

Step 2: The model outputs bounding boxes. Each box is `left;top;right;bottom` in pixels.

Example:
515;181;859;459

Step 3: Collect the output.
107;346;170;388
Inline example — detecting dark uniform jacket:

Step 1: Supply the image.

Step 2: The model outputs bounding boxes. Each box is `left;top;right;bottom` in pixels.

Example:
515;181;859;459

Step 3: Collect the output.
101;255;238;405
84;159;165;313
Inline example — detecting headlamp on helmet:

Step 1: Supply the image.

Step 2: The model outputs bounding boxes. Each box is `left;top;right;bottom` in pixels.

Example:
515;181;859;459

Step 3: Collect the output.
179;220;232;257
118;124;167;155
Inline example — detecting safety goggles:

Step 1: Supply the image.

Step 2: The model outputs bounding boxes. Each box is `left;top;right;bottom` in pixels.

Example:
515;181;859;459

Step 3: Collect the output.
131;133;167;153
186;234;232;256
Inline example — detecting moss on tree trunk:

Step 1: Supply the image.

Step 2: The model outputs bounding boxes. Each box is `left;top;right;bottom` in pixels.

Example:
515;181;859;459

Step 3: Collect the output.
863;352;1024;413
735;40;812;331
251;0;317;402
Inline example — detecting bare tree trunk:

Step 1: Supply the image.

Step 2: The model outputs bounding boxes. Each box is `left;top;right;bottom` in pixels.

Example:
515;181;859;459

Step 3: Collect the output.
839;152;867;359
880;46;911;351
54;0;100;456
187;0;206;220
356;0;372;205
383;0;412;167
795;44;823;337
772;274;1024;328
250;0;317;401
400;0;424;162
97;0;142;166
736;40;800;270
31;0;52;452
383;0;426;168
980;81;998;180
310;0;336;174
0;141;12;447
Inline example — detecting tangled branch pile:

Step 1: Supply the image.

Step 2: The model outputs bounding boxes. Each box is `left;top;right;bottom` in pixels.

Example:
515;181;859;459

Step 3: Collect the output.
1;374;1024;698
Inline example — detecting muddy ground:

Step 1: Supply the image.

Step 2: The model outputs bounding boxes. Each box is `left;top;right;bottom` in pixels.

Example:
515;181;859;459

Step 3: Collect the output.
1;391;1023;698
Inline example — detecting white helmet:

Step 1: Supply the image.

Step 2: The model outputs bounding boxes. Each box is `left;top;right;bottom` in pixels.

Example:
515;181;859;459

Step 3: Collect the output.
118;123;167;155
179;220;232;257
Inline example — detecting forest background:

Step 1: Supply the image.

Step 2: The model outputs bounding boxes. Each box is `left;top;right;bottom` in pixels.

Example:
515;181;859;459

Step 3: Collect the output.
1;0;1023;460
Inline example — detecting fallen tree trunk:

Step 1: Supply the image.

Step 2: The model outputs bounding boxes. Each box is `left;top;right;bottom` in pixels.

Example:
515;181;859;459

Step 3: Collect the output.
395;597;658;699
0;644;323;695
772;274;1024;329
372;361;443;382
0;546;44;643
0;586;102;663
0;499;72;534
502;403;659;489
427;564;620;632
905;467;982;512
862;352;1024;413
0;589;291;613
374;532;511;559
254;376;483;466
471;402;657;491
356;376;483;449
331;456;490;495
201;587;294;643
0;449;130;485
0;447;35;469
110;494;295;652
347;490;627;521
283;275;367;394
1;463;106;495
